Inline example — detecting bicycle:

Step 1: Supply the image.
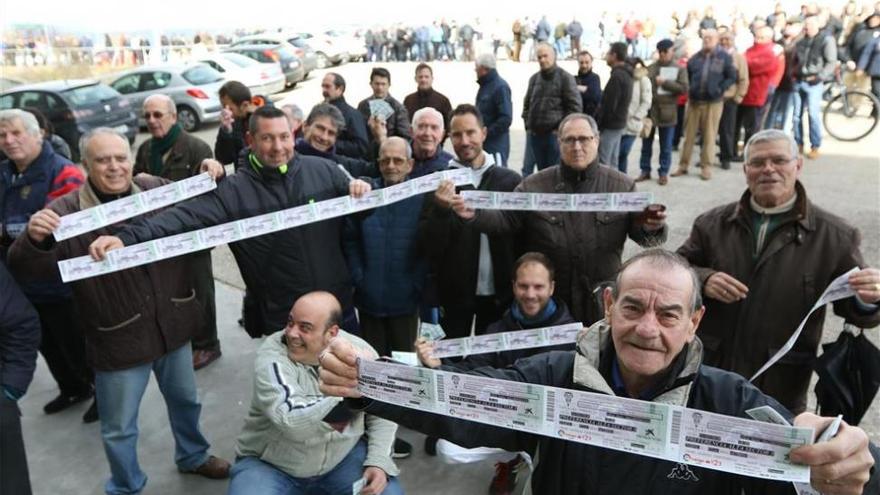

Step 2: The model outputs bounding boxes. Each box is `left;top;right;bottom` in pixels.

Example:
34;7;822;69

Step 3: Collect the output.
822;69;880;142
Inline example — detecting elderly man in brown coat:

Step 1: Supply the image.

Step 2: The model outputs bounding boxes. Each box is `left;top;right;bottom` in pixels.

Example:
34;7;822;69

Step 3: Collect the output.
677;129;880;414
8;128;229;495
134;94;220;370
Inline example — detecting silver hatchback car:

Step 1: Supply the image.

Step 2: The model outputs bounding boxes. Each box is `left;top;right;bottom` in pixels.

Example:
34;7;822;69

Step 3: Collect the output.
108;64;225;132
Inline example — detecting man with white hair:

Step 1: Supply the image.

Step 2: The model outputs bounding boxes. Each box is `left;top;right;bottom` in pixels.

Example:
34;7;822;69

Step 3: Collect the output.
475;53;513;163
9;128;231;494
409;107;454;178
133;94;220;370
0;109;94;422
677;129;880;413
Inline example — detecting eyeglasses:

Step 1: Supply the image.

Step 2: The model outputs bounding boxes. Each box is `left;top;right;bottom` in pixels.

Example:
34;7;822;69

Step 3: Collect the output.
560;135;596;147
143;111;166;120
746;156;795;168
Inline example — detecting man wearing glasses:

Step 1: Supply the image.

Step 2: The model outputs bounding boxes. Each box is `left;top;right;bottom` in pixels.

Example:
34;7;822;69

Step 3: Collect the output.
677;129;880;414
444;113;667;325
133;94;221;370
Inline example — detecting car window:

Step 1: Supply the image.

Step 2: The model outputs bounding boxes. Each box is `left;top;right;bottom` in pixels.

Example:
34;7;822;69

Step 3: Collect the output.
111;74;141;94
221;52;257;67
45;94;63;110
18;91;50;111
141;72;172;91
238;50;269;63
182;65;223;85
287;37;308;48
0;94;15;109
63;84;119;105
202;60;224;72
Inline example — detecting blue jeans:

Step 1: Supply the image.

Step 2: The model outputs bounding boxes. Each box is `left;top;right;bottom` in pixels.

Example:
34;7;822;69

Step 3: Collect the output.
598;128;623;167
640;125;675;177
228;439;403;495
765;90;795;133
96;342;210;495
522;134;536;177
617;134;637;174
526;132;560;173
792;80;824;149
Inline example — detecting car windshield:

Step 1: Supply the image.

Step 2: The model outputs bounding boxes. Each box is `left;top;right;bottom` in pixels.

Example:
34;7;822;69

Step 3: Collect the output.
221;53;258;68
182;65;223;85
62;84;119;105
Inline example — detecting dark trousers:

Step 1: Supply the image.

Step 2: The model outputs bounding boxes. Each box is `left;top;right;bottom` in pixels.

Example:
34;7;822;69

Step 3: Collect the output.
190;251;219;353
672;104;686;148
736;104;760;149
527;132;561;171
440;295;504;339
359;313;419;357
0;394;31;494
34;300;92;397
718;99;739;162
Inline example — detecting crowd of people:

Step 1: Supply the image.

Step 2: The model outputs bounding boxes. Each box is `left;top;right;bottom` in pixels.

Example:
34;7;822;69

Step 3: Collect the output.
2;3;880;495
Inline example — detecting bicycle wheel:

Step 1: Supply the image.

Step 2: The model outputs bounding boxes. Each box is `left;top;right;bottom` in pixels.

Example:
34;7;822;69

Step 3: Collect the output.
823;90;880;142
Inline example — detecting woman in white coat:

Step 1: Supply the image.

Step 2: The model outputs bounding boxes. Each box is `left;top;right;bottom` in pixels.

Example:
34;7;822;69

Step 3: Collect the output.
617;58;653;174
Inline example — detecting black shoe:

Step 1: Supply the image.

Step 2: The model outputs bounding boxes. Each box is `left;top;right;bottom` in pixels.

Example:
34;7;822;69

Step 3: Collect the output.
82;399;99;423
424;436;438;456
731;155;744;163
720;160;731;170
392;438;412;459
43;391;92;414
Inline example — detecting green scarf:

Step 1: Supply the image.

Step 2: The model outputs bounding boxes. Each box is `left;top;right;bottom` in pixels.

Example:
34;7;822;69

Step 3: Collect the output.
148;123;182;176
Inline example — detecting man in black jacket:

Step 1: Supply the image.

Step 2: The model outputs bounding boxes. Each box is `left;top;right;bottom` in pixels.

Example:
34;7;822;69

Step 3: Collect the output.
597;42;634;167
575;51;602;119
88;106;372;338
215;81;268;170
421;105;521;339
322;73;370;159
0;263;40;495
320;249;880;495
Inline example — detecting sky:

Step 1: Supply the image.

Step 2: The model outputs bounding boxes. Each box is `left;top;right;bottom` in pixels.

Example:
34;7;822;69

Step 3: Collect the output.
0;0;839;33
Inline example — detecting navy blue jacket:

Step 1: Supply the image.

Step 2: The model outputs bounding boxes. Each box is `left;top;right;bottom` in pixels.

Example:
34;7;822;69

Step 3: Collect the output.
1;141;83;302
857;35;880;77
687;48;737;102
0;262;40;398
344;176;427;317
575;71;602;118
476;69;513;163
411;148;453;179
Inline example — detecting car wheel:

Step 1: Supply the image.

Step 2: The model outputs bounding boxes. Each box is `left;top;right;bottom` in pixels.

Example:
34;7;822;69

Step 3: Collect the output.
177;106;200;132
316;52;329;69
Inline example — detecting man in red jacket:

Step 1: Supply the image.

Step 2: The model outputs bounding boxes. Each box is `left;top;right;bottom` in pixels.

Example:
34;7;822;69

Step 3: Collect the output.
738;27;780;148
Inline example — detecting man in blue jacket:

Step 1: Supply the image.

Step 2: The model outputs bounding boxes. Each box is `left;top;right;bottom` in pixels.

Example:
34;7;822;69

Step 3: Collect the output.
672;29;736;181
475;54;513;164
0;263;40;495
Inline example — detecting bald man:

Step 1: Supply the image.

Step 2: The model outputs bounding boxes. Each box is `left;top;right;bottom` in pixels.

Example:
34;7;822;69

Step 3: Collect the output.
134;94;222;370
228;291;402;495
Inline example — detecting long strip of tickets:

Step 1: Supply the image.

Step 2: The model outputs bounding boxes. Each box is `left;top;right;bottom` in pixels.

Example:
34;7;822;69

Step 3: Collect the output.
357;358;814;483
430;322;583;358
460;190;654;211
53;173;217;241
56;169;473;282
751;267;858;381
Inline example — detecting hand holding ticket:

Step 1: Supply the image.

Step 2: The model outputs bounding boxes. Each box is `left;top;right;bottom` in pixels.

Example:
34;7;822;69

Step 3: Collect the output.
318;337;364;398
790;412;875;495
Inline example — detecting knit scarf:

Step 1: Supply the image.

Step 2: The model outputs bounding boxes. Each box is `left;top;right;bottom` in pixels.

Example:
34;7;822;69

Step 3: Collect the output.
148;124;181;176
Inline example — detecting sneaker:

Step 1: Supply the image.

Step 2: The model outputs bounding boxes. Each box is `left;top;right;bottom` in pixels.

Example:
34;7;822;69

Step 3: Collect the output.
392;438;412;459
807;148;820;159
82;399;99;424
193;349;222;370
634;173;650;182
44;391;93;414
489;456;523;495
424;436;438;456
181;455;230;479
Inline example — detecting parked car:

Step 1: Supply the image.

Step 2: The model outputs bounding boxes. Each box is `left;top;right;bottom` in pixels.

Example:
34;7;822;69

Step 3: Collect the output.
0;77;23;92
108;63;225;132
0;79;138;162
231;33;318;76
194;52;286;95
222;44;304;88
292;32;349;67
324;29;368;62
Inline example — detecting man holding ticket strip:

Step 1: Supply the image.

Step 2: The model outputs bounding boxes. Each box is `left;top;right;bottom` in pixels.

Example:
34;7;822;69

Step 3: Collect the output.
677;129;880;414
87;106;373;338
320;249;879;495
443;113;667;326
9;128;231;493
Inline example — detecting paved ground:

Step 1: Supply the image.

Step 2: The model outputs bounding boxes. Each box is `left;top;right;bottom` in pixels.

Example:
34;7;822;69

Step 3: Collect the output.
21;60;880;494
